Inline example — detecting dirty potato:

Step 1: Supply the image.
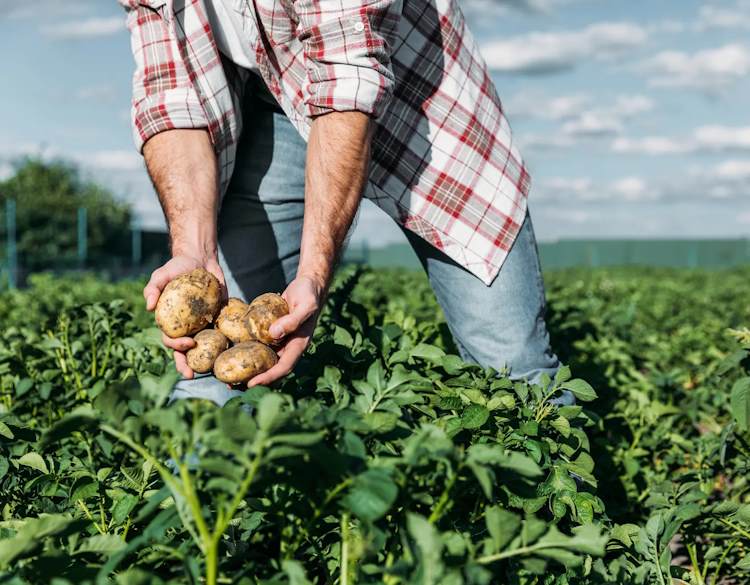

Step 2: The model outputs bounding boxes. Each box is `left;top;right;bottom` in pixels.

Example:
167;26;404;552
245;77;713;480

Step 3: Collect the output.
186;329;229;374
213;341;279;385
155;268;222;338
216;298;253;343
246;293;290;345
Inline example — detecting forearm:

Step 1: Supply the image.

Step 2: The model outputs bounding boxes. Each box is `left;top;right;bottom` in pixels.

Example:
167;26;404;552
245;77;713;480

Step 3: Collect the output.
299;111;373;288
143;129;219;260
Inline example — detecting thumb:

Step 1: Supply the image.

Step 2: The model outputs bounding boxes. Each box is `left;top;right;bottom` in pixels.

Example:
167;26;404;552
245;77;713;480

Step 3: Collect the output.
269;302;315;340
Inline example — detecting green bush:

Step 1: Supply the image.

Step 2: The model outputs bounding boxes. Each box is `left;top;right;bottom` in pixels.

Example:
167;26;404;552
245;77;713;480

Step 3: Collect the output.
0;266;748;584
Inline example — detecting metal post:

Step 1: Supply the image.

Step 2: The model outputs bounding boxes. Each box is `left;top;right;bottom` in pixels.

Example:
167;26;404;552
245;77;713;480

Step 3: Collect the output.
132;225;142;267
688;242;698;268
6;199;16;289
77;206;87;269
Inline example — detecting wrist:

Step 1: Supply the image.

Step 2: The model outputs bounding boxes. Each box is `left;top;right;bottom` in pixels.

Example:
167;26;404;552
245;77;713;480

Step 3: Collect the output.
171;238;218;263
296;268;330;297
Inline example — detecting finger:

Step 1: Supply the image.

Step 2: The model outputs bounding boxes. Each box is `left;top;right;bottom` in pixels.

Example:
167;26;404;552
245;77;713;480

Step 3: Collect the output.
206;261;228;301
174;351;194;379
161;332;196;351
144;267;172;311
247;338;305;387
268;301;316;341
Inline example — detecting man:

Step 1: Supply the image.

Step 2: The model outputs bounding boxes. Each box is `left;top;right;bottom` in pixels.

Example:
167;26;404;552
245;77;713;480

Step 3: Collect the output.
119;0;562;404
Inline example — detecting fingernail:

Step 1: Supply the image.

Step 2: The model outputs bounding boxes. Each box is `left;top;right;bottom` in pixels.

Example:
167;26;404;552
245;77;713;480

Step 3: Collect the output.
269;324;283;339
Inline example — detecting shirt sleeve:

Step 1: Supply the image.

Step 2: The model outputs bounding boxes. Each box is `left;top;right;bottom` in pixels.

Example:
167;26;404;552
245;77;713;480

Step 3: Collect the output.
293;0;401;119
120;1;208;153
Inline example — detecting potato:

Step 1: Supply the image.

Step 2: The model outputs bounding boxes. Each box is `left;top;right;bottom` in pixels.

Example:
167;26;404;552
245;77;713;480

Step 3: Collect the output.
155;268;222;338
245;293;289;346
186;329;229;374
216;298;254;343
213;341;279;385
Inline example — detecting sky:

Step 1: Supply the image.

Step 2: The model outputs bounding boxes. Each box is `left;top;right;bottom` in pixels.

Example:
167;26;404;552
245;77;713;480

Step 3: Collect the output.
0;0;748;244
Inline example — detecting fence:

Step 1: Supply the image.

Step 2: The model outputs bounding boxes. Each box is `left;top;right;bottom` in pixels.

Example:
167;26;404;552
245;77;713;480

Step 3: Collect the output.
343;239;750;271
2;197;749;289
1;199;170;288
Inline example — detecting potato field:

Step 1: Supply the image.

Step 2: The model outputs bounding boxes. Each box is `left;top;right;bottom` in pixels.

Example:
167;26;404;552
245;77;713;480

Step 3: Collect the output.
0;266;749;585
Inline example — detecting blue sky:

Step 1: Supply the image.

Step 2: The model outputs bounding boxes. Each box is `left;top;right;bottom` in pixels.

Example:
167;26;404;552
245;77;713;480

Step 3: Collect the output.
1;0;748;243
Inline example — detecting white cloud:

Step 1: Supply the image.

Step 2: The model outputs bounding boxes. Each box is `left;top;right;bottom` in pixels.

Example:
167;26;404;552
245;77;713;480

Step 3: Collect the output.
535;163;748;208
512;93;654;145
1;1;93;20
612;136;692;155
42;17;125;39
698;3;750;30
537;176;657;203
505;92;590;120
640;44;750;93
519;134;576;151
613;126;750;155
714;159;750;180
482;21;648;74
693;125;750;151
610;177;655;201
562;111;623;137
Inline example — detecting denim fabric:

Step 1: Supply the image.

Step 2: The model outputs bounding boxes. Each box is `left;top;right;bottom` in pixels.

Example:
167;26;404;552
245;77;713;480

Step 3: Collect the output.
171;80;568;406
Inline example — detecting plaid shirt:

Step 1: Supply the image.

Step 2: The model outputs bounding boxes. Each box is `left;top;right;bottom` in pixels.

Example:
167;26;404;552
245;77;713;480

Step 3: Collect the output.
119;0;530;284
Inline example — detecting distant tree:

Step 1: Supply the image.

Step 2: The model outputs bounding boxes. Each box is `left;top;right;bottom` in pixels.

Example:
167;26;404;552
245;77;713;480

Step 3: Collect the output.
0;158;132;270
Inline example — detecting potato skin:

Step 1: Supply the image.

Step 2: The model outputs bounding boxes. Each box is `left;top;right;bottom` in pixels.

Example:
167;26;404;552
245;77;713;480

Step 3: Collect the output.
213;341;279;385
155;269;222;338
246;293;290;346
216;298;253;343
186;329;229;374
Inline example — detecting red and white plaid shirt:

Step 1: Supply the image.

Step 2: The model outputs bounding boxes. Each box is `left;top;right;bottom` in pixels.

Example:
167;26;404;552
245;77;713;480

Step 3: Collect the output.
119;0;530;284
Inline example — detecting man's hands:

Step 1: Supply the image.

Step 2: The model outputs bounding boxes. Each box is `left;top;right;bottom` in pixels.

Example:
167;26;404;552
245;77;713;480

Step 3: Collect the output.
144;254;226;379
142;112;371;387
246;275;325;387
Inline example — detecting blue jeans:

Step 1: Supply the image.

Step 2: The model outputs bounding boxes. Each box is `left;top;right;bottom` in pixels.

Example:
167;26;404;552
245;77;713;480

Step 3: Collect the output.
171;80;562;406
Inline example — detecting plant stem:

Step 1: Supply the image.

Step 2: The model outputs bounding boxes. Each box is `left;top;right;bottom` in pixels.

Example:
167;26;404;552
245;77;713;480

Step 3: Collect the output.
287;476;353;557
429;466;459;524
341;512;350;585
712;538;737;585
686;543;705;585
205;536;219;585
718;517;750;540
77;499;105;535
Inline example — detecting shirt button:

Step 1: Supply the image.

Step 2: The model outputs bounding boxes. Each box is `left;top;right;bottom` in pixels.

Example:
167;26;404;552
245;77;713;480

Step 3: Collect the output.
353;21;365;32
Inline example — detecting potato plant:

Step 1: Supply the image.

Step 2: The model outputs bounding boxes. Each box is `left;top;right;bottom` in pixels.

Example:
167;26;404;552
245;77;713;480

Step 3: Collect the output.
0;266;748;584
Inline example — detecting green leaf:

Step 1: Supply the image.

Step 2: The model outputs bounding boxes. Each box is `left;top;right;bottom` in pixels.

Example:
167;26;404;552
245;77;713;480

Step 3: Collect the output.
17;452;49;475
257;392;284;433
344;468;398;522
15;378;33;397
731;378;750;431
462;404;490;429
550;416;571;438
40;407;98;448
737;555;750;571
554;365;572;384
0;514;82;568
410;343;446;361
111;494;139;525
560;379;597;402
407;514;444;581
485;506;521;552
362;411;399;434
75;534;126;555
333;326;354;348
282;559;313;585
0;422;13;440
